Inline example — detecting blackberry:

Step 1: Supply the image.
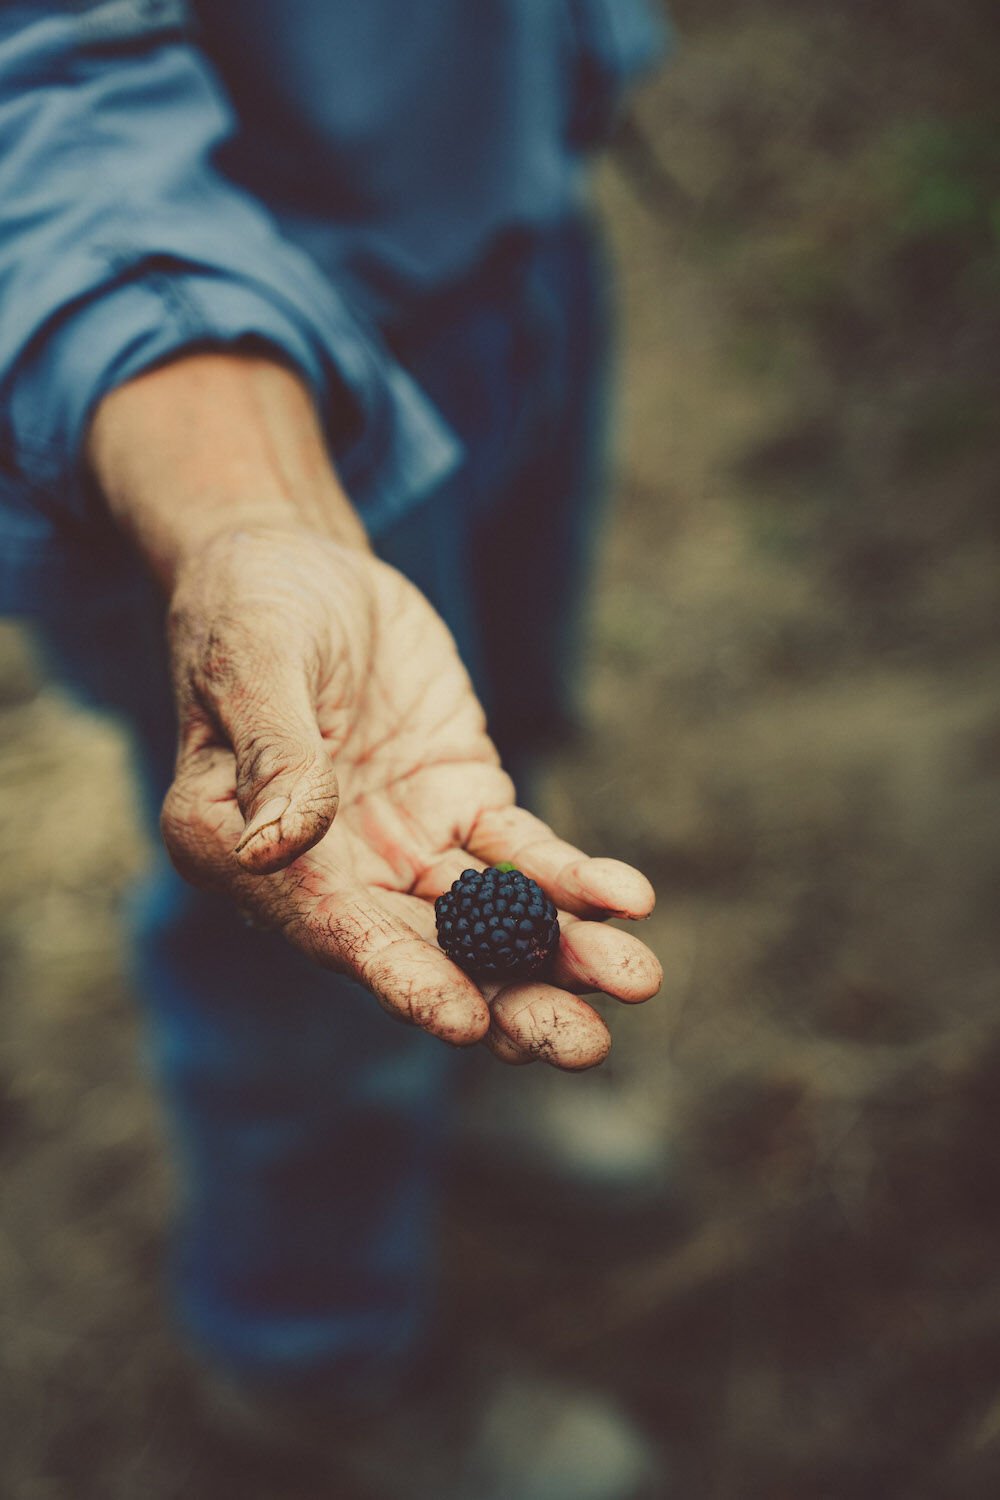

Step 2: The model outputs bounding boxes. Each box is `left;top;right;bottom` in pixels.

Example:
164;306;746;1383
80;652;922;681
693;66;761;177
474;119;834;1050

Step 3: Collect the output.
435;865;560;978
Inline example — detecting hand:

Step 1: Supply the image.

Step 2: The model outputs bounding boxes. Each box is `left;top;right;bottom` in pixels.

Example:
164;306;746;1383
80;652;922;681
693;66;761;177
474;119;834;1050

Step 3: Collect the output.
161;527;662;1068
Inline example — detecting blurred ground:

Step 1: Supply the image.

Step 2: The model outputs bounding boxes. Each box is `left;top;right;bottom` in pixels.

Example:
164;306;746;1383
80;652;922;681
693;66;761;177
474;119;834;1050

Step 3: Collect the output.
2;2;1000;1496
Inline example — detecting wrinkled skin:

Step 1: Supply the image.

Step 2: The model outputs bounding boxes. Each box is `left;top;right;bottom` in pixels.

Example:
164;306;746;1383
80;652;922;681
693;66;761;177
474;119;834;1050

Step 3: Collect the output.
162;529;662;1069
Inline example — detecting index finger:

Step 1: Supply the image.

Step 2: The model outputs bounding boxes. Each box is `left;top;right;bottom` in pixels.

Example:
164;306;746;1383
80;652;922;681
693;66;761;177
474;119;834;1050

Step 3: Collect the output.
466;806;655;920
161;753;491;1048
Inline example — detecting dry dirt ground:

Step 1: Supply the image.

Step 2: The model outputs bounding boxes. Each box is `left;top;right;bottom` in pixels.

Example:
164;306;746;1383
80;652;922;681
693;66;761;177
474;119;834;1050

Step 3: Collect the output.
2;3;999;1497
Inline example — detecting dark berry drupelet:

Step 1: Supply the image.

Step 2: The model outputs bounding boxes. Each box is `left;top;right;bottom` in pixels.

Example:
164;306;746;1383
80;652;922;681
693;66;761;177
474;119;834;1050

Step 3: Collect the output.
435;866;560;978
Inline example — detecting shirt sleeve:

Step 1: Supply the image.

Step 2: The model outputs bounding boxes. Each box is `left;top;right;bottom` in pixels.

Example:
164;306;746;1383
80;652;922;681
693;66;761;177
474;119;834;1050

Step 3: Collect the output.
0;0;461;557
566;0;672;149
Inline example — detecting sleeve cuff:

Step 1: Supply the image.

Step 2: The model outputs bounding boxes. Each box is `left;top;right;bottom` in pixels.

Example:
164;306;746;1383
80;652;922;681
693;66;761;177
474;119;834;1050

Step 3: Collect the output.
6;261;462;542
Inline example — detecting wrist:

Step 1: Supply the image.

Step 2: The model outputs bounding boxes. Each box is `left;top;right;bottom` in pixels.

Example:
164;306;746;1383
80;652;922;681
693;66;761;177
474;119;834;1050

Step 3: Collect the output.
87;350;370;589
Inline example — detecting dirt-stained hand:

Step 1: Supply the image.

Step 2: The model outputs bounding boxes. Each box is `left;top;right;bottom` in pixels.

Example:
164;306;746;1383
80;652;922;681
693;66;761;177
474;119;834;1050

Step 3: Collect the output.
161;528;662;1068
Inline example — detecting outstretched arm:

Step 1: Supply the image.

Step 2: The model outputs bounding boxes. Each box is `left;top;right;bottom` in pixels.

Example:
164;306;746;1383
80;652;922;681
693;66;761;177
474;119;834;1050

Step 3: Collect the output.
89;352;663;1069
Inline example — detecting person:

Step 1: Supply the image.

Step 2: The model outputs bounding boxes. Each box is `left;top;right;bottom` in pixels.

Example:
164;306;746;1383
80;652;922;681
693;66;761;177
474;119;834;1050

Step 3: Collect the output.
0;3;669;1495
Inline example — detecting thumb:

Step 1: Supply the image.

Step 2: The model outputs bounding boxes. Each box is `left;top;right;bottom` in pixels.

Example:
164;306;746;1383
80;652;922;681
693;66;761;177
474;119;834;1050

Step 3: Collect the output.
185;662;340;875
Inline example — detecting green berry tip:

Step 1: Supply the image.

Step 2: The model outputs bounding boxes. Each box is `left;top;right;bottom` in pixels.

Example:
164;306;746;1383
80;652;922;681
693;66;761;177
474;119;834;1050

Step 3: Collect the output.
495;861;518;873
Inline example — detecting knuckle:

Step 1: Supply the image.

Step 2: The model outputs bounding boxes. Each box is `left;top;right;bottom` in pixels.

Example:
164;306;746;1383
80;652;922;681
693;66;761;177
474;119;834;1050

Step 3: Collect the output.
160;783;195;848
239;732;316;793
160;780;227;865
199;625;240;689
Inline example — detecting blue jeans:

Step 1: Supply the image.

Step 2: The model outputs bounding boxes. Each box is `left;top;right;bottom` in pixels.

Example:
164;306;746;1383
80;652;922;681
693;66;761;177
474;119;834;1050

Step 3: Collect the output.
33;216;610;1389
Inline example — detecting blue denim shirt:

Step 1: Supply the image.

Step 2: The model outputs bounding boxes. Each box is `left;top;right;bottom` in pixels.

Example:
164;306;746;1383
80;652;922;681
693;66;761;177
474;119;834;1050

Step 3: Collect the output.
0;0;666;610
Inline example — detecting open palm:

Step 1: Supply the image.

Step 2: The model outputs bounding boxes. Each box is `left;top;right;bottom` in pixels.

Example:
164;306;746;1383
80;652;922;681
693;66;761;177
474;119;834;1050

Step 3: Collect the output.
161;530;661;1068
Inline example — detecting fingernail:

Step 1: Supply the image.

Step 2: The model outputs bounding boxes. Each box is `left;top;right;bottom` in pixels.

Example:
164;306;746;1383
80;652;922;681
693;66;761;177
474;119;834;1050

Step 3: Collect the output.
234;795;291;854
